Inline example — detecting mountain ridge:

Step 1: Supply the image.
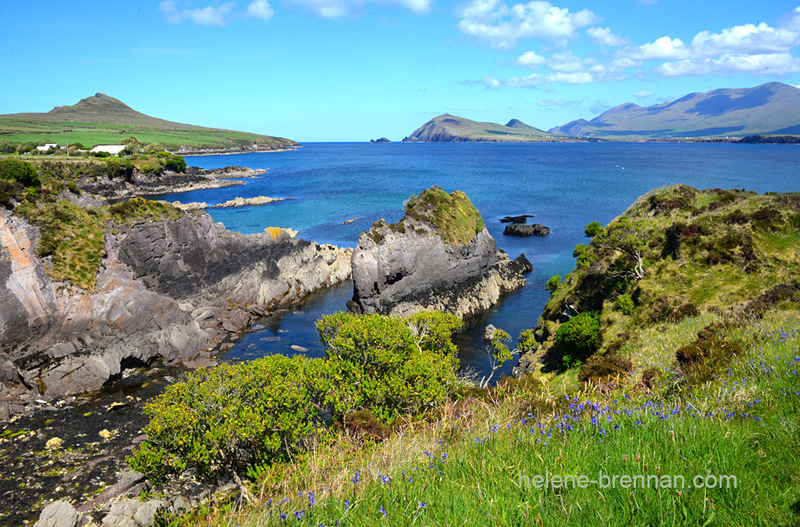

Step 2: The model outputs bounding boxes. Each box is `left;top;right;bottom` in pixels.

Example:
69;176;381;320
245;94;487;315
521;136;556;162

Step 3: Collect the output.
550;82;800;139
402;114;571;142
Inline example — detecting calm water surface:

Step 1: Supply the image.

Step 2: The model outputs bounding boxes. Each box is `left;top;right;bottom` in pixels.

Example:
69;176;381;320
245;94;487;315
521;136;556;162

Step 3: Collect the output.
160;142;799;379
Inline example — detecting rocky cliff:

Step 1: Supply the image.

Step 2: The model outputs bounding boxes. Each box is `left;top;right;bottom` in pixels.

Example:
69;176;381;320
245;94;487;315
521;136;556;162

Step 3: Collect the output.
348;187;532;318
0;209;351;403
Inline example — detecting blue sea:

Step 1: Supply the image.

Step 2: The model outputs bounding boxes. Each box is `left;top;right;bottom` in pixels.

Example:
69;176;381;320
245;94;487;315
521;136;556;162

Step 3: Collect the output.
159;142;799;380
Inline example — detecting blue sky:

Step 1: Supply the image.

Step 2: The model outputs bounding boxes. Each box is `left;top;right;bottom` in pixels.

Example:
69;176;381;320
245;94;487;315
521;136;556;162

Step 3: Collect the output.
1;1;799;141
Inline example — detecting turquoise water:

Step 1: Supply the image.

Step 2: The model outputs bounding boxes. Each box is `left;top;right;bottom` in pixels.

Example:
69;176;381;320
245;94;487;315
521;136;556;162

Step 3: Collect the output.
160;142;800;379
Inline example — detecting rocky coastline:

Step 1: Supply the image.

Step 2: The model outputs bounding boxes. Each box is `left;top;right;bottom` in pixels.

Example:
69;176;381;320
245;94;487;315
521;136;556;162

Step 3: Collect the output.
348;187;532;318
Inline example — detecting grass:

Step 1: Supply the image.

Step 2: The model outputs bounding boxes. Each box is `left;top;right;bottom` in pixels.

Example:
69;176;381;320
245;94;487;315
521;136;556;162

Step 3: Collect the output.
0;119;296;150
171;309;800;527
401;186;486;246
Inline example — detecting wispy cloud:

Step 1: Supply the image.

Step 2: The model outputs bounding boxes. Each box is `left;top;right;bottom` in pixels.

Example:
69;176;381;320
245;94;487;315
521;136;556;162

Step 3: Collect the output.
247;0;275;21
159;1;236;26
286;0;431;18
455;0;597;50
586;26;626;47
634;91;653;98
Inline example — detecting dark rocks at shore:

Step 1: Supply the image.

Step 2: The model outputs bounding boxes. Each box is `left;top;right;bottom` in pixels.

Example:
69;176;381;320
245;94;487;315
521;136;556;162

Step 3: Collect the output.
348;187;532;318
500;214;535;224
370;138;392;143
0;209;351;402
78;165;247;199
503;223;550;236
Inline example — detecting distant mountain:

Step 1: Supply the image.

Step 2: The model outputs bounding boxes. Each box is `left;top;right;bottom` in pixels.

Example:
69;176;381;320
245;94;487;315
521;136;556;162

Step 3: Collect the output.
550;82;800;139
0;93;298;151
403;114;567;142
5;93;211;129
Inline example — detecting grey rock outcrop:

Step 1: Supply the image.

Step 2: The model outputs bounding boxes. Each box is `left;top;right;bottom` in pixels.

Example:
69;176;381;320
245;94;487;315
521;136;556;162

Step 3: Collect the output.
0;209;351;400
34;500;80;527
348;187;532;318
503;223;550;236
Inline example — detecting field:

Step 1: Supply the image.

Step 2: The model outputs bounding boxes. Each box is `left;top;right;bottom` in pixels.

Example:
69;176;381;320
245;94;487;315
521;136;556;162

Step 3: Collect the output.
0;117;295;150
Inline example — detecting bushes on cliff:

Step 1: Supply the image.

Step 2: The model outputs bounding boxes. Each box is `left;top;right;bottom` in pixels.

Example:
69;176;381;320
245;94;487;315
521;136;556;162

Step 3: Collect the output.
317;311;461;423
0;158;40;187
130;311;463;484
129;355;326;484
553;311;600;363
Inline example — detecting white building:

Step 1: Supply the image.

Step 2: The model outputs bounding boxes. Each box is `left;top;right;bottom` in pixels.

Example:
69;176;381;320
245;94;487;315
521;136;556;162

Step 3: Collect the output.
90;145;126;155
36;143;60;152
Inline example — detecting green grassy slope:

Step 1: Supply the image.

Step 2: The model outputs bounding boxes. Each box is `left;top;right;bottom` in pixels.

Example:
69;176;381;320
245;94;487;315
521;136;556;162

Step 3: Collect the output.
0;93;298;150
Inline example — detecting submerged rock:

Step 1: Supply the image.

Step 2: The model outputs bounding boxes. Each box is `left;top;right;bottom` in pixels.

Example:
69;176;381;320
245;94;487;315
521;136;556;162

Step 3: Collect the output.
349;186;532;318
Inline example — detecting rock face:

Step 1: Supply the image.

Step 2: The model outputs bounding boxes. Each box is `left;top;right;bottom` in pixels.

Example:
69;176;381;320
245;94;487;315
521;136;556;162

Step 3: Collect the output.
0;209;351;400
503;223;550;236
348;187;532;318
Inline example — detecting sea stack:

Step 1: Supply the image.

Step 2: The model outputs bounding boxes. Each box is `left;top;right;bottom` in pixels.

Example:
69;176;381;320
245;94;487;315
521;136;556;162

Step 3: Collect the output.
348;186;532;318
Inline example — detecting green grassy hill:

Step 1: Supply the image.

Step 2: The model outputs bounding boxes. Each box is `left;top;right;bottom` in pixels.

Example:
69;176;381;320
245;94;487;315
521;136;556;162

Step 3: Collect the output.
0;93;298;151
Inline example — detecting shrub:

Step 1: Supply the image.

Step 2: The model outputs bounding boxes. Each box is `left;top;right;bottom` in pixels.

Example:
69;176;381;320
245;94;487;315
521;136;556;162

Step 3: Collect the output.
517;328;537;354
317;311;461;423
578;352;632;383
584;221;602;238
553;311;600;363
572;243;586;258
615;293;634;315
128;355;325;484
0;158;40;187
545;275;561;292
675;323;741;384
163;154;186;173
0;140;16;154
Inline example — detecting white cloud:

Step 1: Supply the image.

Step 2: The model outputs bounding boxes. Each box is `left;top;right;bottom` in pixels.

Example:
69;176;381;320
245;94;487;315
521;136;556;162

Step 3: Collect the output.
587;26;626;47
630;36;691;60
506;70;594;87
247;0;274;20
658;52;800;77
159;1;236;26
483;76;502;89
622;8;800;77
548;50;596;72
536;98;574;106
287;0;430;18
634;91;653;98
515;50;547;68
456;0;597;50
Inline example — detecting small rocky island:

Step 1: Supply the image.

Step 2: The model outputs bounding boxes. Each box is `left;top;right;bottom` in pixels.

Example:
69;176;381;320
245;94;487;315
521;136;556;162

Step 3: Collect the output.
348;186;532;318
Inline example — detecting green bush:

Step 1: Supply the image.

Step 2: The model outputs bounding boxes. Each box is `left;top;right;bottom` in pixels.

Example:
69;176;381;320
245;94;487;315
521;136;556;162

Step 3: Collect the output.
317;311;461;423
163;154;186;173
545;275;561;292
0;158;40;187
517;328;537;354
128;355;325;484
572;243;586;258
584;221;602;237
553;311;600;362
615;293;634;315
0;140;16;154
